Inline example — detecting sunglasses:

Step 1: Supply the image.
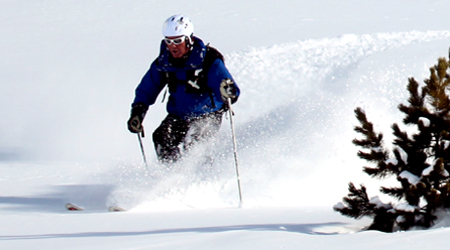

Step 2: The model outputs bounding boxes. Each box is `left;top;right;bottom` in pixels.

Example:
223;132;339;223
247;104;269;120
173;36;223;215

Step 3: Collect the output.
164;36;186;45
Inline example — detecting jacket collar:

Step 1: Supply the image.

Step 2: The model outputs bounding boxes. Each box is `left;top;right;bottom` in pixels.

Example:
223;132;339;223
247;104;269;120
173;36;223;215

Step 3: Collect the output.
157;36;207;70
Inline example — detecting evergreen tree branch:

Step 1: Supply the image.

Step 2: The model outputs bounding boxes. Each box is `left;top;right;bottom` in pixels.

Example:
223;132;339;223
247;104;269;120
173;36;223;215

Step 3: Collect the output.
334;183;374;219
338;51;450;232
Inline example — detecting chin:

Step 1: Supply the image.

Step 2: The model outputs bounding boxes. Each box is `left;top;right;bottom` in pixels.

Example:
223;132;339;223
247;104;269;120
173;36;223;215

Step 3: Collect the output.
170;52;182;58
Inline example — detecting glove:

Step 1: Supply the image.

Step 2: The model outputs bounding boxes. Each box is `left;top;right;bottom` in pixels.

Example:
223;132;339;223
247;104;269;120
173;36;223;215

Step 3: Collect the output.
220;78;237;103
128;116;143;134
127;103;148;133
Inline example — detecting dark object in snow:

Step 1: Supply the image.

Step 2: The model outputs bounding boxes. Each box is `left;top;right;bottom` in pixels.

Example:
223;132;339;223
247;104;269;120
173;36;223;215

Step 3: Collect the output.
65;203;126;212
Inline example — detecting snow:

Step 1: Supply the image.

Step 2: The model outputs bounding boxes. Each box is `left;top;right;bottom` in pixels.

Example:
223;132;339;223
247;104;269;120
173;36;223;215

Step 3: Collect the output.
422;165;433;176
333;202;346;210
369;196;392;210
396;202;418;213
397;146;409;164
1;0;450;249
399;171;420;185
445;141;450;150
386;158;398;165
422;163;450;177
419;117;431;127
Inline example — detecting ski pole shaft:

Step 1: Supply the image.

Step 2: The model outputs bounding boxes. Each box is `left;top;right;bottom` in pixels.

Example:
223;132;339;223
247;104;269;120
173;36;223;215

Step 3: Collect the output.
137;132;148;169
227;98;243;206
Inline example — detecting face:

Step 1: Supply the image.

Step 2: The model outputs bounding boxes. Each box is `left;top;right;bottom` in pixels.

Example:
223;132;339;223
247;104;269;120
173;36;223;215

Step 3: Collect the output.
164;36;189;58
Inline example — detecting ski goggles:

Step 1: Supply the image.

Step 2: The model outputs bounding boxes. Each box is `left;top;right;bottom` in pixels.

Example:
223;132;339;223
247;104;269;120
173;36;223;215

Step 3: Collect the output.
164;36;186;45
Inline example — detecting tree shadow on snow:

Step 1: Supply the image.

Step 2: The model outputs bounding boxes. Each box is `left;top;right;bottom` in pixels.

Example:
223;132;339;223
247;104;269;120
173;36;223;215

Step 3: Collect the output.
0;222;358;241
0;184;114;213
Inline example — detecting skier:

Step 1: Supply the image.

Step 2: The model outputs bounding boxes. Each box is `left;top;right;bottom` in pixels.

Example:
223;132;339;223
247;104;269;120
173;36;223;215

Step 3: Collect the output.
127;14;240;164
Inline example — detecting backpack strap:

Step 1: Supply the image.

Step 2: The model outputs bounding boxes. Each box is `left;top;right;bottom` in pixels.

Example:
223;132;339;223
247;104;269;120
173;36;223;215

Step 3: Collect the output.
203;45;224;74
159;45;224;108
194;45;224;108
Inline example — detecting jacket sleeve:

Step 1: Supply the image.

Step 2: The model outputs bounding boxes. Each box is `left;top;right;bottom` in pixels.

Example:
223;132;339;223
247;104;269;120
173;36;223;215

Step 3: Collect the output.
132;61;166;109
207;58;240;106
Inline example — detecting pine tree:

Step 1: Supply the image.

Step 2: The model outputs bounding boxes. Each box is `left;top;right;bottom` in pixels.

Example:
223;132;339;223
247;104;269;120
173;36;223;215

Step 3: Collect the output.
334;49;450;232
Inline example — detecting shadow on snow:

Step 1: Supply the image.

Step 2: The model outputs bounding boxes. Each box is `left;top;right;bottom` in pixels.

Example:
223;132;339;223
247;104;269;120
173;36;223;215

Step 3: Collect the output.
0;184;115;212
0;222;352;241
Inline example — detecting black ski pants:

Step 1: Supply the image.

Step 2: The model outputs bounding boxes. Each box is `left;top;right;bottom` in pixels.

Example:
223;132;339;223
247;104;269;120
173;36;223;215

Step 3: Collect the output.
152;111;223;163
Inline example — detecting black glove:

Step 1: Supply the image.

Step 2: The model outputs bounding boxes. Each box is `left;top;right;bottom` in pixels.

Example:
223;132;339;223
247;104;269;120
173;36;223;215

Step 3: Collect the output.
220;78;238;103
127;103;148;133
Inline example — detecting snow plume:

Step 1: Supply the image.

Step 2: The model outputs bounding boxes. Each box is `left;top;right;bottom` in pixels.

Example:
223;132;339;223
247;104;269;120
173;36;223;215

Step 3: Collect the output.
227;30;450;120
222;31;450;206
105;140;241;210
103;31;450;209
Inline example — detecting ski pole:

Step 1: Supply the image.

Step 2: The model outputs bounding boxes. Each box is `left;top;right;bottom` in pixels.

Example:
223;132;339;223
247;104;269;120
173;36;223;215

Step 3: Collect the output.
137;130;148;169
227;97;243;207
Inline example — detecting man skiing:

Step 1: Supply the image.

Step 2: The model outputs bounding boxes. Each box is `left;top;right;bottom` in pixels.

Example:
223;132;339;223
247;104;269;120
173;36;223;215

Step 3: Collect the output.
127;14;240;164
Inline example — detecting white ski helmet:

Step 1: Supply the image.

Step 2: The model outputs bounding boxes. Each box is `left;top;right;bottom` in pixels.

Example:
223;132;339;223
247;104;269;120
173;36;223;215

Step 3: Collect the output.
162;14;194;38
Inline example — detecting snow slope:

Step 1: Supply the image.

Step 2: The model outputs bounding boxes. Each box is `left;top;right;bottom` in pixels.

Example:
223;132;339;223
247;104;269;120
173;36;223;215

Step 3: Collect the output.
1;0;450;249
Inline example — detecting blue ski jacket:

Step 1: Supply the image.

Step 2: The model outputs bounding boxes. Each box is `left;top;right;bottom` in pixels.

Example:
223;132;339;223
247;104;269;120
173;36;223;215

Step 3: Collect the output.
132;37;240;120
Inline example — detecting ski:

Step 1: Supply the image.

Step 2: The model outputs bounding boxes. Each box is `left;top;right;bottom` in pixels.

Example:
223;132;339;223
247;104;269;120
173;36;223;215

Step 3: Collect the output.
65;203;126;212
